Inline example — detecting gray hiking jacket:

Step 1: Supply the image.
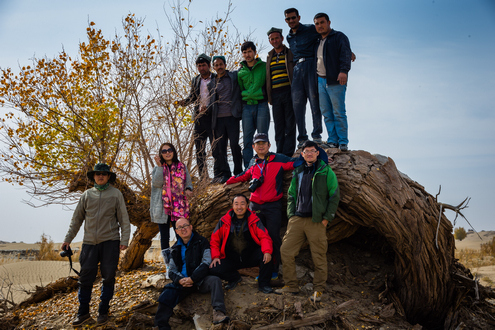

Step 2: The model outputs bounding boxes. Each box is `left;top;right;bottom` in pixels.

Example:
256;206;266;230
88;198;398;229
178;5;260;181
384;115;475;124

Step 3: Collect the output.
64;186;131;246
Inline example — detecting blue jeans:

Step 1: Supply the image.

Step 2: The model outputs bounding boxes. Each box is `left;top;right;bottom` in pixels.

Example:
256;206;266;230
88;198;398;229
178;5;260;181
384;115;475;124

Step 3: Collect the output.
242;101;270;168
318;77;348;145
291;60;322;142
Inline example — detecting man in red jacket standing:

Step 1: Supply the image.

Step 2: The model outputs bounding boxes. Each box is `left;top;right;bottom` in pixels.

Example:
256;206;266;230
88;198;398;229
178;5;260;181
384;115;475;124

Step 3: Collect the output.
224;133;298;279
209;194;275;294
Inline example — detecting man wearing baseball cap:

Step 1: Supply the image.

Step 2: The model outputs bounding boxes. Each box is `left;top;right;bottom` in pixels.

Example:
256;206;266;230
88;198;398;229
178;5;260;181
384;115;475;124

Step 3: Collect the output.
224;133;298;279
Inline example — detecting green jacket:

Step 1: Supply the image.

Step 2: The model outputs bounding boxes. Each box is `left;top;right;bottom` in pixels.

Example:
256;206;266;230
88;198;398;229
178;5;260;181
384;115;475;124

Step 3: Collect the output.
64;186;131;246
237;58;266;105
287;159;340;223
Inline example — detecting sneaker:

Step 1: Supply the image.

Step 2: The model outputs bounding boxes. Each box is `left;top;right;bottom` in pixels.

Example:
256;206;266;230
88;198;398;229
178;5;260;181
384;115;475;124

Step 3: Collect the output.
72;313;91;326
96;314;109;325
309;291;323;302
274;286;299;295
313;138;323;144
297;140;308;149
339;144;348;152
225;276;242;290
212;310;229;324
258;286;275;294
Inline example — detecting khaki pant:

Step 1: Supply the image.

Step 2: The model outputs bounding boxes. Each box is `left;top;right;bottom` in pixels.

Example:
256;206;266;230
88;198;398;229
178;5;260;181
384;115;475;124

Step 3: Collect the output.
280;216;328;292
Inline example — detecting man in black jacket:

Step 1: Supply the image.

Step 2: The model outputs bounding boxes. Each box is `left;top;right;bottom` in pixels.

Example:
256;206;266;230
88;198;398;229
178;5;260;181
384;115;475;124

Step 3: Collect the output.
154;217;229;330
314;13;352;152
176;54;216;179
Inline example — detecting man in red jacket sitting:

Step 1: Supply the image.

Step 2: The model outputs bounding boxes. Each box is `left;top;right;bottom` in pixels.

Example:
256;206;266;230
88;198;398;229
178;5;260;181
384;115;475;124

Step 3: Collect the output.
209;194;275;294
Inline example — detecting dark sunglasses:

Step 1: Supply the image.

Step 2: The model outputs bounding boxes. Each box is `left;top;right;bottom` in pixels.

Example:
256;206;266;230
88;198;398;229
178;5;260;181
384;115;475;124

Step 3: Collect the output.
285;15;297;21
95;172;109;176
161;148;173;154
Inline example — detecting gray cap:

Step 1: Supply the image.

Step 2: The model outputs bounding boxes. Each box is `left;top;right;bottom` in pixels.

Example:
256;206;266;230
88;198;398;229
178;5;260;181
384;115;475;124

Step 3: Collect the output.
267;27;283;36
253;133;269;143
196;53;211;63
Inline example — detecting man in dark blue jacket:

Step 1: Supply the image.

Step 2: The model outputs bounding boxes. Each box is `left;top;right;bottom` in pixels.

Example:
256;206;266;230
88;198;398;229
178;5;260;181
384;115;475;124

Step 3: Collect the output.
154;217;229;329
285;8;322;149
314;13;352;152
210;56;243;183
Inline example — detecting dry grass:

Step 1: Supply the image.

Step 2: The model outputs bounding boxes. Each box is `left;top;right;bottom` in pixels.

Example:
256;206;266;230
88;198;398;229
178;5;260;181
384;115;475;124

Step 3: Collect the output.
37;234;79;262
456;248;495;269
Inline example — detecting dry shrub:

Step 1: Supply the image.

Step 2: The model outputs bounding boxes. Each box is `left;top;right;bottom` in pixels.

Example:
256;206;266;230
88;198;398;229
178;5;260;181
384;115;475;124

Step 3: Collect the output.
36;234;79;262
455;248;495;270
481;237;495;257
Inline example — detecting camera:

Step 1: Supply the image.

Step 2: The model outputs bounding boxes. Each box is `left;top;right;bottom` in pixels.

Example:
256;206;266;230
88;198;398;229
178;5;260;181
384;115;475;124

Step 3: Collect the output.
60;246;73;258
248;176;264;192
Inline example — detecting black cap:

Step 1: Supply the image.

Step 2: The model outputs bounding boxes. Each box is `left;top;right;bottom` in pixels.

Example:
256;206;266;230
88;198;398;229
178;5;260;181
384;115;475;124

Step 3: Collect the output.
253;133;269;143
196;53;211;64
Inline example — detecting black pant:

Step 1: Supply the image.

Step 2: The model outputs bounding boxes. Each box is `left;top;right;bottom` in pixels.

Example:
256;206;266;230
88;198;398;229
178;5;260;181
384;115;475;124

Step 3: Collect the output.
209;246;273;287
250;200;282;272
78;240;120;316
158;221;177;251
194;113;213;176
154;276;226;330
271;88;296;157
212;116;243;178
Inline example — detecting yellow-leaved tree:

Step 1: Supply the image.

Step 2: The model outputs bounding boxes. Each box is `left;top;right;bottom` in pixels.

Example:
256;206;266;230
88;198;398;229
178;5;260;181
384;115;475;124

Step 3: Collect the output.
0;0;249;270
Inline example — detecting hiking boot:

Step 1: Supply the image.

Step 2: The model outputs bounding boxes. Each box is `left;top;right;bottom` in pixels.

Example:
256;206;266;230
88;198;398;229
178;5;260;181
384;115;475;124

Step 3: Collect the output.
259;286;275;294
274;286;299;295
96;314;109;325
309;291;323;302
72;313;91;326
297;140;308;149
339;144;348;152
212;310;229;324
225;276;242;290
313;138;323;144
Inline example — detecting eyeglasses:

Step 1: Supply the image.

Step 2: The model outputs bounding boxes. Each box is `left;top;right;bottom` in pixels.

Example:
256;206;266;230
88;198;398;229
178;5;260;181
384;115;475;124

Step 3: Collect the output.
161;148;173;154
285;15;297;21
303;149;318;154
95;172;109;176
176;224;190;231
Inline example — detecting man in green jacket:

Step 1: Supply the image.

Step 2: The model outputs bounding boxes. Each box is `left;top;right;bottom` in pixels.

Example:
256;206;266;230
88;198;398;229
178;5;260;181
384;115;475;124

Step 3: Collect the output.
276;141;339;301
61;163;131;326
238;41;270;168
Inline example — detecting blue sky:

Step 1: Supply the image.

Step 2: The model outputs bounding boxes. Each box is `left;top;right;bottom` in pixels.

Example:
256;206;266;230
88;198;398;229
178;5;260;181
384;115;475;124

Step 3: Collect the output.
0;0;494;243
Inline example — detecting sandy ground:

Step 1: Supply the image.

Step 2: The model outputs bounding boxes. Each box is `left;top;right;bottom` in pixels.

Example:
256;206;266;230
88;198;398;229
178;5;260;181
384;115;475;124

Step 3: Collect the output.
456;230;495;287
0;260;79;304
455;230;495;250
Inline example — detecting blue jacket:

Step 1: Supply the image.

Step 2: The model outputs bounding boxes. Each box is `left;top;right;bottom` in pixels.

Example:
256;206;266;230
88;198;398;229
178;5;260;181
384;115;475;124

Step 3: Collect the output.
286;23;320;61
168;231;211;287
315;29;352;85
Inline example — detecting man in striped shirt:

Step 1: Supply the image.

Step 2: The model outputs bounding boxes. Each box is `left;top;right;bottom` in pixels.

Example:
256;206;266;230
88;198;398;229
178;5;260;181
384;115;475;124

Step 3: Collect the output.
265;27;296;157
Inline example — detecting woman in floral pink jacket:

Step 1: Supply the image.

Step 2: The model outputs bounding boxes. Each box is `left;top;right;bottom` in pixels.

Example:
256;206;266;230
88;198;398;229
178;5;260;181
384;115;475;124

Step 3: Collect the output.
150;143;193;256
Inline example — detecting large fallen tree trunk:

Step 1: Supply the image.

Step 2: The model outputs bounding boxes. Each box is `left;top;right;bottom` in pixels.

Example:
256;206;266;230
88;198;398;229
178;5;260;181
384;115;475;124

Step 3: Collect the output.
188;149;479;329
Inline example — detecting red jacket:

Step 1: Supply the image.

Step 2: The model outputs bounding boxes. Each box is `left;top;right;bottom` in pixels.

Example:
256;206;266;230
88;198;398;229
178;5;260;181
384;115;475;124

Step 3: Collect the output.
210;209;273;260
225;153;295;204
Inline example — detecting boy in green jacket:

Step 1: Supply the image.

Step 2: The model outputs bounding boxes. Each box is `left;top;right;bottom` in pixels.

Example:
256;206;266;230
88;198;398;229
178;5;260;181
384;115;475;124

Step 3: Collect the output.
276;141;339;301
238;41;270;168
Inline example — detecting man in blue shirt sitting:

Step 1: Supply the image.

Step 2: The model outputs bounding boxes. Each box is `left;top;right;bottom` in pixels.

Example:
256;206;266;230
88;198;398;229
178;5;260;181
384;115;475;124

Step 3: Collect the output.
154;217;229;329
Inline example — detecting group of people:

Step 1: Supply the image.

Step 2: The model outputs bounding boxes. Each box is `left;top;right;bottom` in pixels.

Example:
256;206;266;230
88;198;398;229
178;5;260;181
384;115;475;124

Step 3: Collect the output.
178;7;353;184
60;7;345;329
